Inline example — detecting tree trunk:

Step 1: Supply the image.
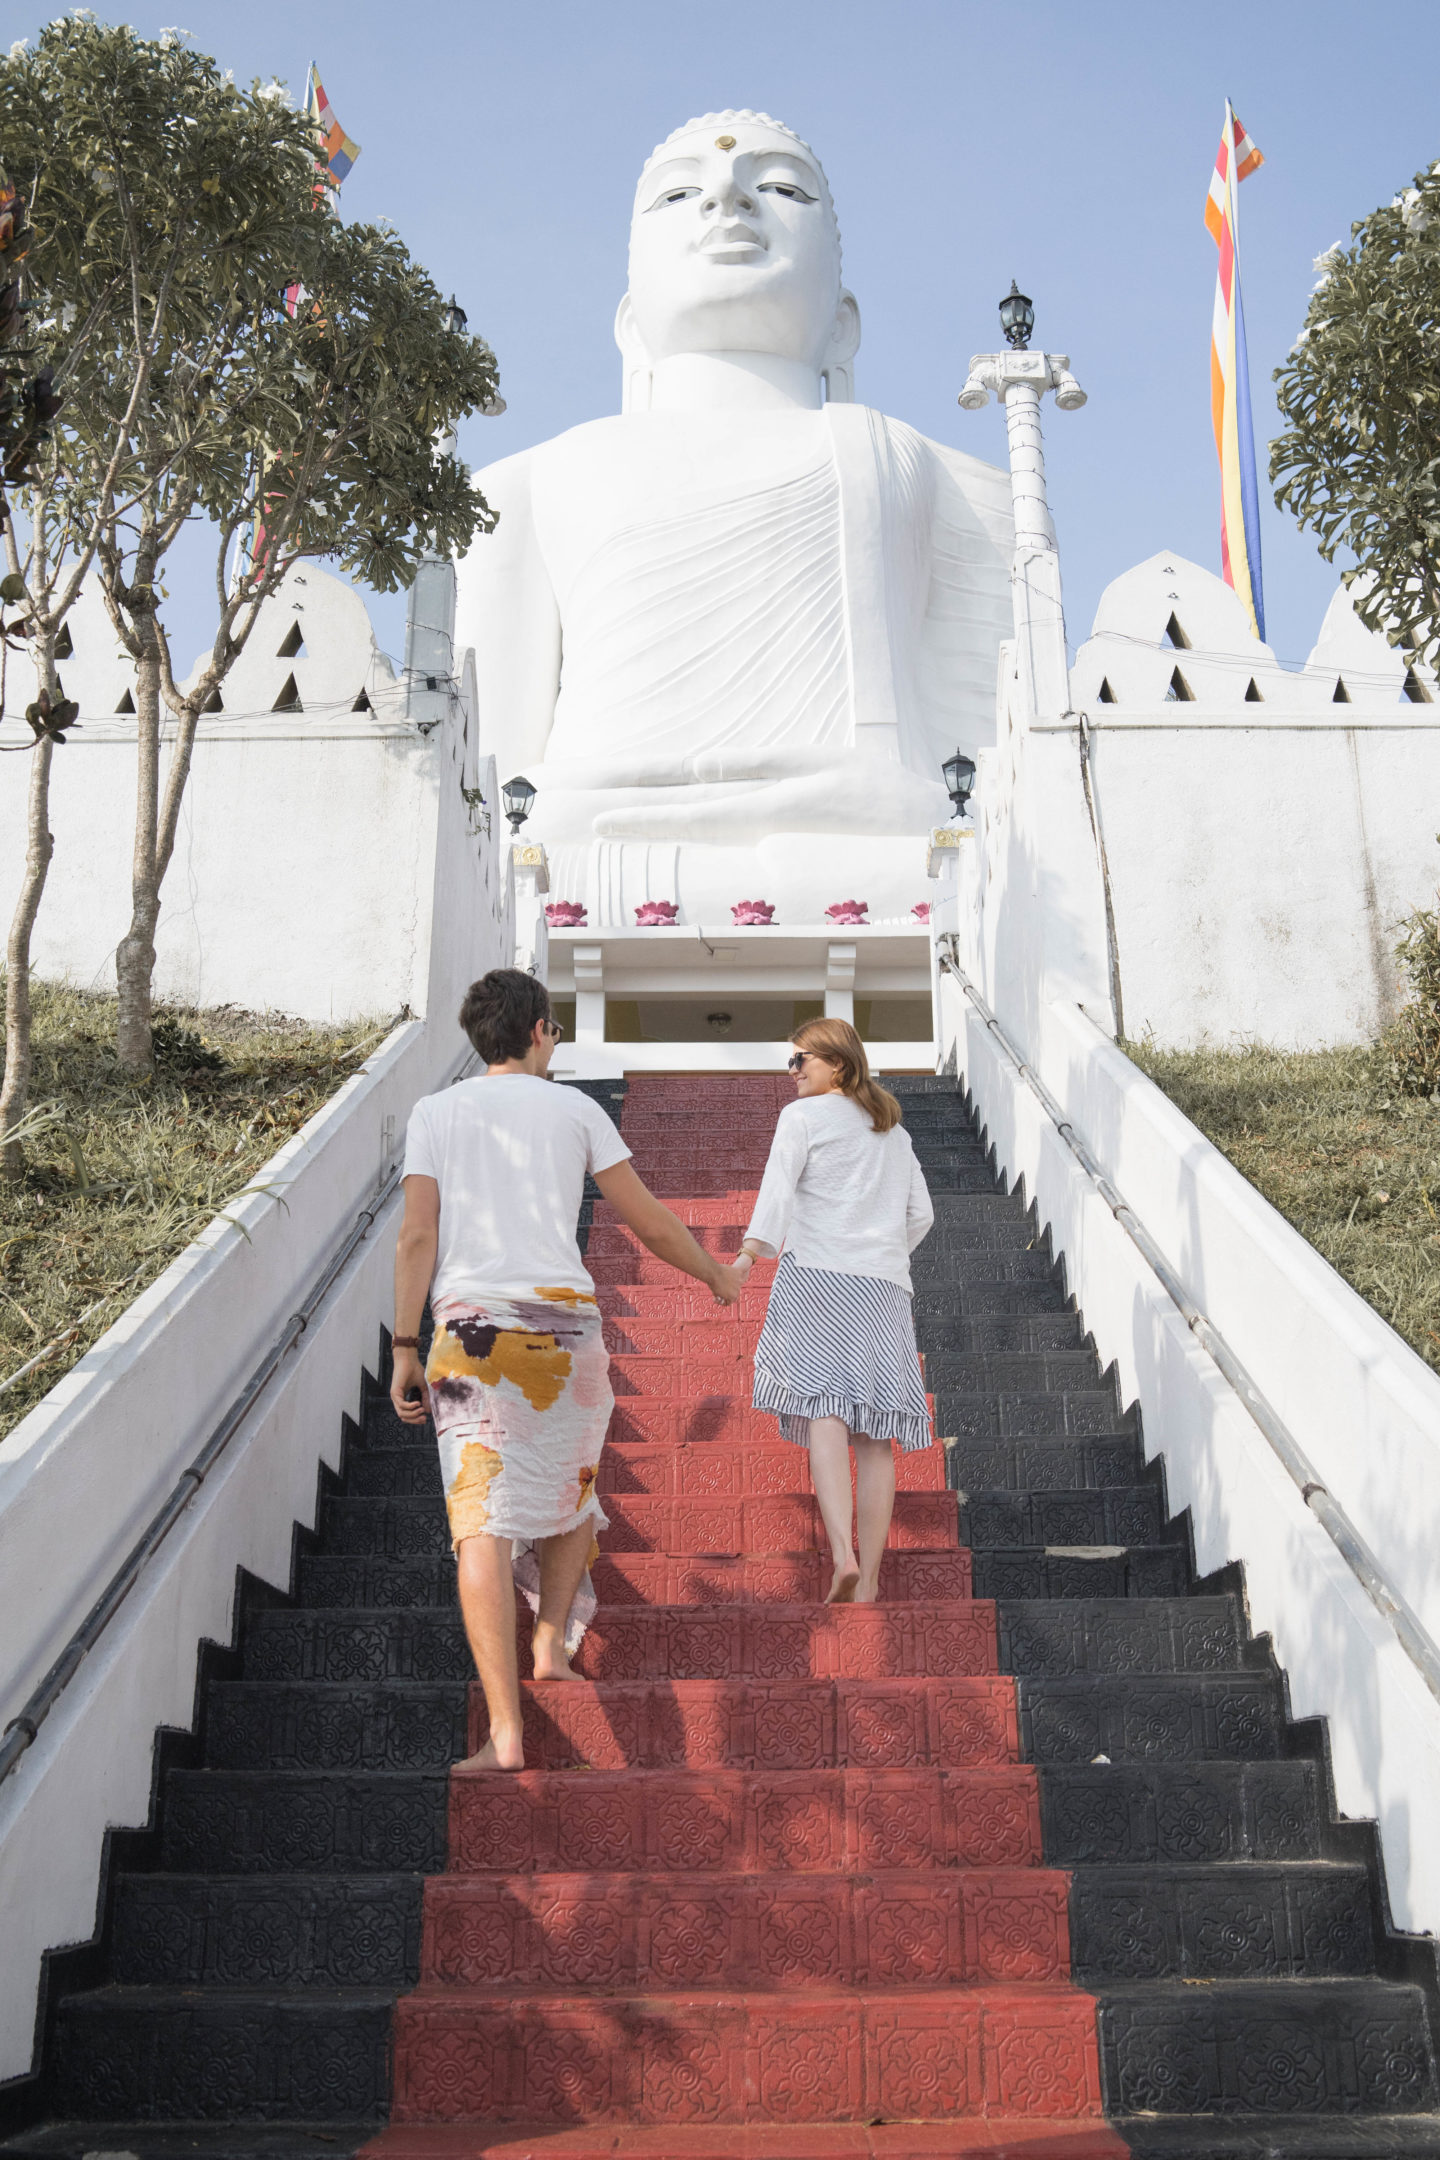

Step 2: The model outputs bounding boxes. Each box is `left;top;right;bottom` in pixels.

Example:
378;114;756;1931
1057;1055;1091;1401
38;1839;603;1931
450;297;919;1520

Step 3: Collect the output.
115;628;161;1076
0;736;56;1178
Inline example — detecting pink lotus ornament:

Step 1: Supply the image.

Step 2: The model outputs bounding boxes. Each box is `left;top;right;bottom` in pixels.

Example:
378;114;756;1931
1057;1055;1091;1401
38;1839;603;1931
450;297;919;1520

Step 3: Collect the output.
634;899;679;926
731;899;775;925
824;899;869;925
545;900;587;928
911;902;931;923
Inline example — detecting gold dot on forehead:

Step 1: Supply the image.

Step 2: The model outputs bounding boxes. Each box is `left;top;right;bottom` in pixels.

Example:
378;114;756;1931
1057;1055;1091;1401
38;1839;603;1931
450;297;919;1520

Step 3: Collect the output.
715;134;736;150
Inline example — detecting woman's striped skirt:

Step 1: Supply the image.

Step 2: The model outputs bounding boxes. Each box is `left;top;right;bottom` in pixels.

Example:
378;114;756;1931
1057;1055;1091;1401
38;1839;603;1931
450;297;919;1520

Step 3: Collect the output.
752;1255;932;1453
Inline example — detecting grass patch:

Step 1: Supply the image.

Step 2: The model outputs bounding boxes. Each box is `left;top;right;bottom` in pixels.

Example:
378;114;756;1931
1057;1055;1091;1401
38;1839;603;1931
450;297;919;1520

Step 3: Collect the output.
0;982;392;1440
1125;1040;1440;1373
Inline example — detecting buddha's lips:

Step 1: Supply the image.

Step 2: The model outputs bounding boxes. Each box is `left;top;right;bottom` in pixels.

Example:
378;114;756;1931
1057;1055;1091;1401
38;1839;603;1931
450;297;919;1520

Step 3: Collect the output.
699;227;765;260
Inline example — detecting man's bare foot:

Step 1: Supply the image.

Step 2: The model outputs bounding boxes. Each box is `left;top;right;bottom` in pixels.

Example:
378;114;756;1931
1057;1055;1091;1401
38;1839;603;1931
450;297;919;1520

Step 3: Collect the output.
532;1627;581;1681
455;1734;525;1772
826;1562;860;1605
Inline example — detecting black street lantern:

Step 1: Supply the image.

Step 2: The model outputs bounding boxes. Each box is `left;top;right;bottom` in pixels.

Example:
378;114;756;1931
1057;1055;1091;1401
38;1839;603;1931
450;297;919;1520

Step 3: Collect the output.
443;294;469;338
942;749;977;817
502;774;536;832
999;281;1034;350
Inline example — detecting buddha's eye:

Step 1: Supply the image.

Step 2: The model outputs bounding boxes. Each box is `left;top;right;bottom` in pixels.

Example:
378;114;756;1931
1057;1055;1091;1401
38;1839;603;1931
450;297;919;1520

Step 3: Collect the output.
658;185;700;206
757;181;816;203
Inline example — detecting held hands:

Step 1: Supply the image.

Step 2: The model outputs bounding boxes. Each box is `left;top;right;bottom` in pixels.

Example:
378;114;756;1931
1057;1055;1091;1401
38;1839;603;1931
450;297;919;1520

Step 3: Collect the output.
390;1345;431;1424
709;1249;755;1306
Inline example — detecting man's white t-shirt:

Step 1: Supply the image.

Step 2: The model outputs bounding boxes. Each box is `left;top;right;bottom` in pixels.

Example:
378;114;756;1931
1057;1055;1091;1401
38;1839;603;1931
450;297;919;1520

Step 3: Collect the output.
402;1074;631;1306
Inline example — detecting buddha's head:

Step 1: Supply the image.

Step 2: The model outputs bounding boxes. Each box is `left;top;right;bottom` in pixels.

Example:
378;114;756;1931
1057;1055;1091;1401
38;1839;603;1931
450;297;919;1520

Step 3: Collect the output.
618;111;860;406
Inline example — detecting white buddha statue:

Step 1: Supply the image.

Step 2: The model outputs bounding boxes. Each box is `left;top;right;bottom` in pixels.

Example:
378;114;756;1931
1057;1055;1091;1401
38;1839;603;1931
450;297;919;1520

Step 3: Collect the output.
456;110;1013;923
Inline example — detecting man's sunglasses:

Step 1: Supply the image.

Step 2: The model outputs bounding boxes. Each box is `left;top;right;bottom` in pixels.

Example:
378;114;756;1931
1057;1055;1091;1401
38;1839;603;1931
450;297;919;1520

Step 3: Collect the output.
542;1017;565;1040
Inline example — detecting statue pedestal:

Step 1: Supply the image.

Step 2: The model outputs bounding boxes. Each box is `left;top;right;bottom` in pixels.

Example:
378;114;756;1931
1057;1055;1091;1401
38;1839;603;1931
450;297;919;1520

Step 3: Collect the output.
545;920;936;1078
540;831;935;933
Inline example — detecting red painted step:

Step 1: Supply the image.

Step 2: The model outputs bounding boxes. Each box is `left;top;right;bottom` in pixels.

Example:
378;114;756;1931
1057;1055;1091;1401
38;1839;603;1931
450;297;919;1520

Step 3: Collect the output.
446;1766;1044;1875
376;1074;1108;2146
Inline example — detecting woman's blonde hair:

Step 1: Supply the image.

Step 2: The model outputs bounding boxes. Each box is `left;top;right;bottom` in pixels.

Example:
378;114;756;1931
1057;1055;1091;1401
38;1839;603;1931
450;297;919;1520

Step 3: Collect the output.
791;1016;902;1133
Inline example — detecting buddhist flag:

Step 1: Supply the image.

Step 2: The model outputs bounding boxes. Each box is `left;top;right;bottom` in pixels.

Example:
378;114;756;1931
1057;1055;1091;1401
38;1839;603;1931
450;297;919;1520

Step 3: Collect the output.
307;64;361;190
1205;101;1266;641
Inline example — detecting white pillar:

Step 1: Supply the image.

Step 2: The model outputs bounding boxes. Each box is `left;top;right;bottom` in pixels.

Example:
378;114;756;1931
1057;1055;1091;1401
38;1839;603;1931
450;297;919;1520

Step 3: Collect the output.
511;843;550;978
574;943;605;1043
825;941;857;1024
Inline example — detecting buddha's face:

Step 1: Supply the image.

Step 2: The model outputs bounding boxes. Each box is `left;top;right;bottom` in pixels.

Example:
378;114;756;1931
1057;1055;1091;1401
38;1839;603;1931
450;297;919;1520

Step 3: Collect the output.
628;122;847;370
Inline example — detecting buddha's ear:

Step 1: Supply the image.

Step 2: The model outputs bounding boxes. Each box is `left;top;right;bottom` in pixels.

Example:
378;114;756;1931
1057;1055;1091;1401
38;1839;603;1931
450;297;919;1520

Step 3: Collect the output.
614;293;653;413
823;290;861;404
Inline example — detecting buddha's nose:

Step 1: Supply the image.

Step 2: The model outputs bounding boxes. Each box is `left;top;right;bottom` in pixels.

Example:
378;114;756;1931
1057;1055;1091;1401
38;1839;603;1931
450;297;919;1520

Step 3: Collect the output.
704;177;758;219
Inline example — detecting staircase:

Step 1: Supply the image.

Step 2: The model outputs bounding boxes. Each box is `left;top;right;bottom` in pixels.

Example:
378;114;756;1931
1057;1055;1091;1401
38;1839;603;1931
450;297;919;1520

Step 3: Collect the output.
3;1073;1438;2157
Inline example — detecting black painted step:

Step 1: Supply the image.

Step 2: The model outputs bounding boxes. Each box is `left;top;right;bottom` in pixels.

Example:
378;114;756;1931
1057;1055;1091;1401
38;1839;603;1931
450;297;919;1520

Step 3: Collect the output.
1116;2114;1440;2157
914;1278;1068;1316
111;1873;424;1987
919;1311;1086;1353
1021;1674;1285;1762
933;1389;1134;1439
203;1681;466;1772
1072;1860;1375;1981
1098;1976;1440;2118
2;2124;379;2160
48;1987;394;2121
998;1597;1249;1674
160;1770;448;1874
947;1433;1146;1491
1039;1758;1323;1864
344;1448;443;1497
297;1553;455;1609
962;1486;1168;1547
318;1496;450;1558
243;1608;468;1682
975;1545;1190;1599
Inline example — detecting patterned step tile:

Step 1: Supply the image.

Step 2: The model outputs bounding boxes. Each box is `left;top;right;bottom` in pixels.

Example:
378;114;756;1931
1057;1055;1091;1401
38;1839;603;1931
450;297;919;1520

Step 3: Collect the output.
920;1314;1087;1355
601;1317;763;1356
975;1549;1190;1602
591;1548;973;1605
1112;2113;1440;2157
417;1866;1071;1990
112;1872;425;1988
243;1600;996;1686
961;1489;1165;1550
946;1436;1145;1494
934;1392;1133;1442
1019;1675;1285;1764
1096;1977;1439;2118
1039;1759;1323;1867
297;1554;457;1609
50;1987;396;2120
997;1599;1244;1677
1070;1861;1374;1982
159;1769;449;1875
598;1438;946;1496
916;1280;1069;1317
205;1682;467;1773
924;1353;1108;1397
347;1449;445;1499
446;1765;1043;1876
598;1491;957;1555
388;1983;1106;2126
469;1675;1022;1772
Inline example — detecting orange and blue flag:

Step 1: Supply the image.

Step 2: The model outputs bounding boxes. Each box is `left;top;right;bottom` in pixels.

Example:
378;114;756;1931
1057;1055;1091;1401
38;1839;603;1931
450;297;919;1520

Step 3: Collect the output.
307;64;361;190
1205;102;1266;641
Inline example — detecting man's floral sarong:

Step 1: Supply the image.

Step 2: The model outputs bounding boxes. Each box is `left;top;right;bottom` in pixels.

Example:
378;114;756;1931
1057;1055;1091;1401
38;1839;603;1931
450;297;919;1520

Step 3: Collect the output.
425;1288;611;1651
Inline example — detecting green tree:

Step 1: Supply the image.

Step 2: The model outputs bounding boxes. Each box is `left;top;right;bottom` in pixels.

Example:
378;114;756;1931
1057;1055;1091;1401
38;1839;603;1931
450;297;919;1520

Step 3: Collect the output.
0;18;498;1108
1272;163;1440;659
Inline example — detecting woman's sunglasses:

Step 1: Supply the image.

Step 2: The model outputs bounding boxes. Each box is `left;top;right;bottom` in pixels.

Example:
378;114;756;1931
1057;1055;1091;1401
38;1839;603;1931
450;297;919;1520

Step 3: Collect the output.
786;1050;814;1073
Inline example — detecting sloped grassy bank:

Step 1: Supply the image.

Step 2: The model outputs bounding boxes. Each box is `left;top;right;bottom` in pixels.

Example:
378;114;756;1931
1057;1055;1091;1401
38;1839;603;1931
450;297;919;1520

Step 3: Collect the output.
0;983;388;1440
1126;1040;1440;1373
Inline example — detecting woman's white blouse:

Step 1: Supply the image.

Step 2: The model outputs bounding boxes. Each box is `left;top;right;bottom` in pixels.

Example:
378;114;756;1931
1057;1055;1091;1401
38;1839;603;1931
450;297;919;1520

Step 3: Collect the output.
744;1093;935;1292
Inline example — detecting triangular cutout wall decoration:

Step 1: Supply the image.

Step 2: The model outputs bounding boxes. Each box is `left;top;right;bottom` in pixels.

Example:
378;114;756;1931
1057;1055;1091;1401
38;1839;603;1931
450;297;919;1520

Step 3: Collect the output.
1244;679;1263;702
115;687;135;714
1333;677;1350;703
276;620;306;659
54;624;73;659
1097;678;1116;704
351;688;372;712
1164;667;1194;702
272;672;302;712
1402;667;1432;704
1163;613;1191;650
201;686;223;712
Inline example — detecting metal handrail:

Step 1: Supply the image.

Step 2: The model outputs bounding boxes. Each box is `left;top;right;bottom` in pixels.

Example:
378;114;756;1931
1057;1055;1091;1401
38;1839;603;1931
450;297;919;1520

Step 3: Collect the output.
0;1164;404;1788
939;945;1440;1708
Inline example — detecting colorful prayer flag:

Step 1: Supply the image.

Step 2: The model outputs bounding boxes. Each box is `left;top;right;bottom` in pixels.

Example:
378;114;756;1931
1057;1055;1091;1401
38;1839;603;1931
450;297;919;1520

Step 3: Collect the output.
307;64;361;191
1205;101;1266;641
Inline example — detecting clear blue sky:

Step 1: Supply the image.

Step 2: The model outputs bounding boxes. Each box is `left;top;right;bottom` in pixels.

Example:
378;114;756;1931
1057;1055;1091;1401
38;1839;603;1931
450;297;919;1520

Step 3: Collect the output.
88;0;1440;669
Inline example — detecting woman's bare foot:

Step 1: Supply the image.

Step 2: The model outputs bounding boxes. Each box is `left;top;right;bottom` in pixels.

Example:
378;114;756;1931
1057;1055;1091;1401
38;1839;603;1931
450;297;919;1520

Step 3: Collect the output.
455;1732;525;1772
853;1575;882;1605
826;1560;860;1604
531;1623;581;1680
